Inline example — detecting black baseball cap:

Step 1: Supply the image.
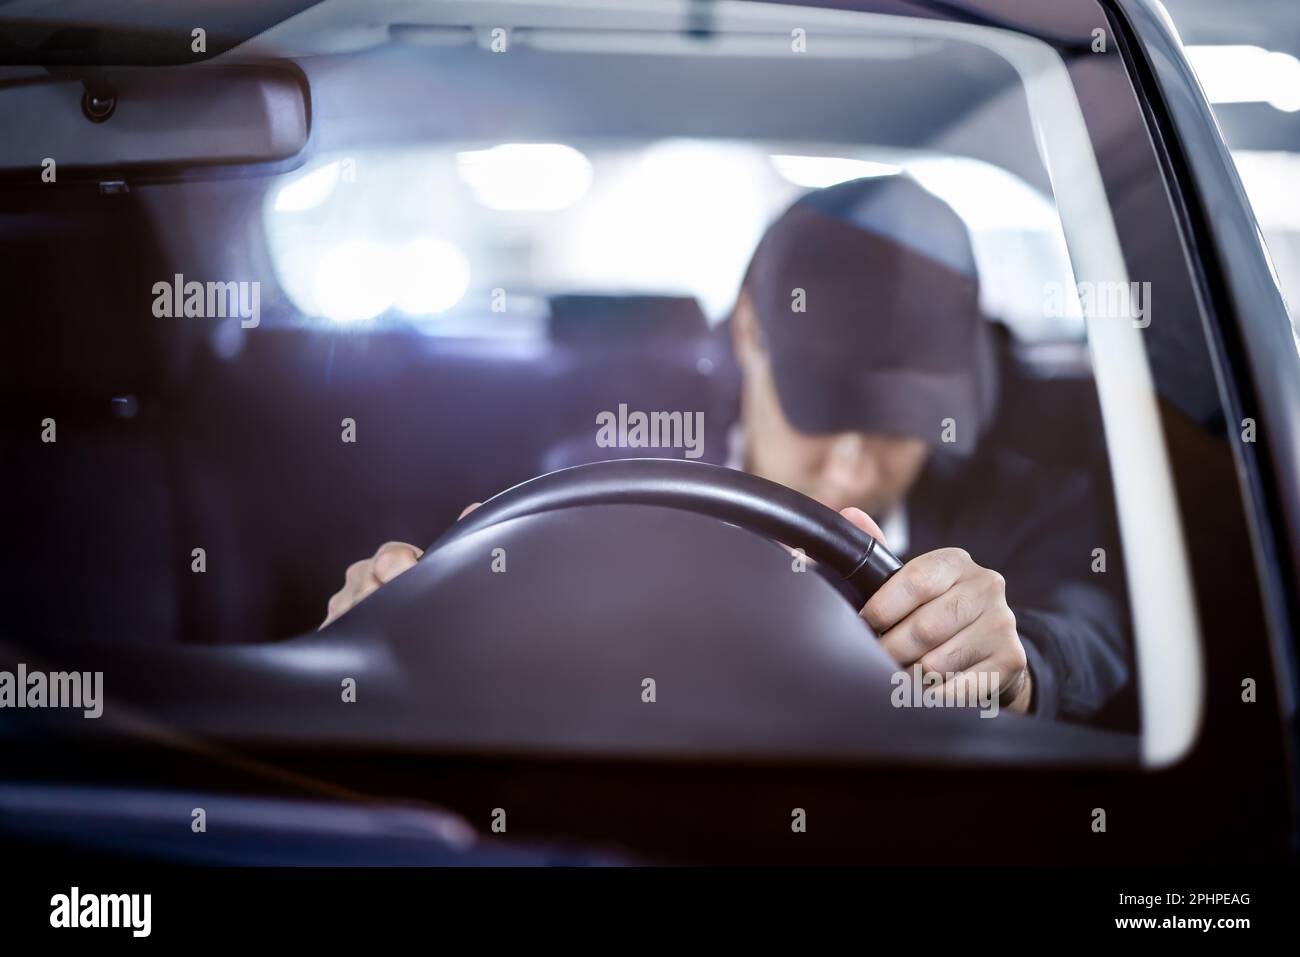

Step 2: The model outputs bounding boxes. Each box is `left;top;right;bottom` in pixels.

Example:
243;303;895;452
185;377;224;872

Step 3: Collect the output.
743;175;996;455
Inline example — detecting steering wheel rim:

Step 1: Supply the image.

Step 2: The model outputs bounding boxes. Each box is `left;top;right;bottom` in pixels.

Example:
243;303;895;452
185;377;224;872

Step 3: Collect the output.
427;458;903;605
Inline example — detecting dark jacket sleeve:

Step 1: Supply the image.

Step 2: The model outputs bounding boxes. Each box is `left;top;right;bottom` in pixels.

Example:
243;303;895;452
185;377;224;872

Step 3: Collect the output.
999;469;1133;726
912;443;1134;726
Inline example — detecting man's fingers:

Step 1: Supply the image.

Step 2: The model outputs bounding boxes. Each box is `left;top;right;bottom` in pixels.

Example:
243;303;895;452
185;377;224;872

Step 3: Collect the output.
373;541;422;583
839;506;888;547
928;648;1027;709
878;576;988;664
915;612;1002;675
320;541;423;630
862;547;971;632
343;559;371;586
323;591;351;625
909;610;1026;704
321;510;476;633
930;660;999;708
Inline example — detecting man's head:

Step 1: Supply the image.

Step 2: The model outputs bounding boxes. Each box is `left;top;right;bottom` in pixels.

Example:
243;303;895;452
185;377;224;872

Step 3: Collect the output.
732;175;993;515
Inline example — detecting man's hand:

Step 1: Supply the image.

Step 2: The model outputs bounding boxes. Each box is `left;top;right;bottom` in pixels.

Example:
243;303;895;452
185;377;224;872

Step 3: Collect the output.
319;541;423;629
841;507;1032;714
319;504;479;629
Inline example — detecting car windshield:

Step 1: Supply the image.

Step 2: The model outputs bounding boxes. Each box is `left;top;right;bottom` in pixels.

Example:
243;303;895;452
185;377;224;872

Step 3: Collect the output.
6;0;1214;769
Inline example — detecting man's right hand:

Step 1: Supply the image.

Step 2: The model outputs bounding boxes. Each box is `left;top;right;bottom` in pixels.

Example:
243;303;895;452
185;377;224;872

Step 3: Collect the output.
319;504;479;629
319;541;423;630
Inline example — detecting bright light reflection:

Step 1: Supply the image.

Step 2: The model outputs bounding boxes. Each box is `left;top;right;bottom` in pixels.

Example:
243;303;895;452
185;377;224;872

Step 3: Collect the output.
456;143;594;211
311;241;395;322
1186;45;1300;113
274;162;341;212
769;154;900;188
549;140;772;316
393;238;472;315
906;157;1058;231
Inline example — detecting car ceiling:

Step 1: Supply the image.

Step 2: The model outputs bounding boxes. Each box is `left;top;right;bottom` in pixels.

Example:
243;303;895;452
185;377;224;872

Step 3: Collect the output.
300;40;1021;149
246;1;1044;190
0;0;1054;197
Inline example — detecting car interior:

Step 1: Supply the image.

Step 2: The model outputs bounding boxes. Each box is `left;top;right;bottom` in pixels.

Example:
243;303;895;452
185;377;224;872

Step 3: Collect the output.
4;0;1119;649
11;0;1284;865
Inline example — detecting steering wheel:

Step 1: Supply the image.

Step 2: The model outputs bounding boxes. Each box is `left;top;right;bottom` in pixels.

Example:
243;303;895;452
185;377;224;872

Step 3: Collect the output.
428;458;903;606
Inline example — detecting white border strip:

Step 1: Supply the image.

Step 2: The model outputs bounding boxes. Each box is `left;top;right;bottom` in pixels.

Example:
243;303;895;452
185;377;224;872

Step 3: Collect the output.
956;25;1205;767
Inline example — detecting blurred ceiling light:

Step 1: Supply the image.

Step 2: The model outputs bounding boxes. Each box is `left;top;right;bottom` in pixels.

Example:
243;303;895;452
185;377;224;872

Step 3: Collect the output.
393;238;472;315
769;154;900;188
456;143;593;211
311;240;395;322
273;161;341;212
1185;45;1300;112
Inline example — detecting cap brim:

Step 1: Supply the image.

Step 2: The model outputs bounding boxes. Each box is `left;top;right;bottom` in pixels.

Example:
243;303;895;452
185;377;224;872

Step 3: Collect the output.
769;351;982;455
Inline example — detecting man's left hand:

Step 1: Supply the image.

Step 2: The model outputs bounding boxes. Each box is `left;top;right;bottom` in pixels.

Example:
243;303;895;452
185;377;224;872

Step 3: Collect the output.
842;507;1032;714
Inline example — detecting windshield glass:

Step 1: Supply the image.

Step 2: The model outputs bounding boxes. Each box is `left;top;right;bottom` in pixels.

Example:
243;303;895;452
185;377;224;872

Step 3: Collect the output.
7;0;1221;769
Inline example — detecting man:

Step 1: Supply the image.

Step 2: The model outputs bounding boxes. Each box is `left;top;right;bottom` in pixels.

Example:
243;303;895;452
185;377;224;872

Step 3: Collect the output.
322;176;1131;726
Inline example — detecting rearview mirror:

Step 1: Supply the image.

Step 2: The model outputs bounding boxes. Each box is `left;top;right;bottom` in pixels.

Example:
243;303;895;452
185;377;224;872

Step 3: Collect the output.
0;63;310;178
